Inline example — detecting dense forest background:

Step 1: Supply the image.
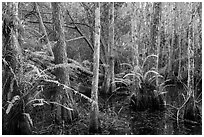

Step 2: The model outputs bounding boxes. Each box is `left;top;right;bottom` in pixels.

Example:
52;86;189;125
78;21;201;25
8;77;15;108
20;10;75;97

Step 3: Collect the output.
2;2;202;135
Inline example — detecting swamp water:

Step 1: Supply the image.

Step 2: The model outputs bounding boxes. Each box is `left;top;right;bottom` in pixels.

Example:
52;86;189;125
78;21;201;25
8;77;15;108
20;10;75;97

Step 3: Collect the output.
130;110;202;135
107;84;202;135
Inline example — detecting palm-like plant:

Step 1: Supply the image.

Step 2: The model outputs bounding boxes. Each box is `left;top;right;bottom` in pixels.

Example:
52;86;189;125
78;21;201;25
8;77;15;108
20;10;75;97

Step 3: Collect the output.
113;54;167;111
123;54;163;90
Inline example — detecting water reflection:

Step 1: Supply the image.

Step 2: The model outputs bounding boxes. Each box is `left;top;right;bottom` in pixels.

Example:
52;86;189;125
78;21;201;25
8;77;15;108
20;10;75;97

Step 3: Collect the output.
130;111;202;135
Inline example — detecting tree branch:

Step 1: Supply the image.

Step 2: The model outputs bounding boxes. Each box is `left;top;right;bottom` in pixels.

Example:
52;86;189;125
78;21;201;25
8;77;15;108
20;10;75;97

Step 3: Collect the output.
35;2;54;60
66;9;107;66
27;20;76;29
66;9;94;51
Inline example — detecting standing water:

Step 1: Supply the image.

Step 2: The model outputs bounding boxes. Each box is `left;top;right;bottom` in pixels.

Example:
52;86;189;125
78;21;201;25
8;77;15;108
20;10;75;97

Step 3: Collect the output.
130;110;202;135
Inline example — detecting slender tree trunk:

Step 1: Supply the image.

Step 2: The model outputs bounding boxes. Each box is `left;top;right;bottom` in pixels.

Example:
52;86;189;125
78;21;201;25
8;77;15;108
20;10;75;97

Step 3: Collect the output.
183;3;197;123
187;3;194;98
178;34;181;78
131;2;139;67
144;2;151;58
103;3;110;94
167;4;173;76
177;3;182;78
154;2;162;86
104;2;116;94
172;2;178;76
131;3;140;92
109;2;116;93
156;18;161;87
52;2;78;124
149;2;162;72
89;2;101;134
150;3;161;55
35;2;54;59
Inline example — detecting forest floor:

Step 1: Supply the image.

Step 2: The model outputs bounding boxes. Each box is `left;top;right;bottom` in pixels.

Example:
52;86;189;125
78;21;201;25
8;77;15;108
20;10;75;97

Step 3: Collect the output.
31;91;202;135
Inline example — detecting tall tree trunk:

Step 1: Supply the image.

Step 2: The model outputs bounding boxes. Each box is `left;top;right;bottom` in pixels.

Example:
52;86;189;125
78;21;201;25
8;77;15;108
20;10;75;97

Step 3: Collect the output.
2;2;32;134
52;2;78;124
131;3;139;66
144;2;151;58
109;2;116;93
172;2;177;76
156;12;161;87
167;4;174;76
177;3;182;78
183;3;198;123
89;2;101;134
187;3;194;98
149;2;162;55
149;2;162;71
104;2;116;94
131;3;140;92
178;31;181;78
2;2;23;102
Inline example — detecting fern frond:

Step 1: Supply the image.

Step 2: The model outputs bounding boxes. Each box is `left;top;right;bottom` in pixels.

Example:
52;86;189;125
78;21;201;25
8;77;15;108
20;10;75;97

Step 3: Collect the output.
144;70;160;82
123;73;135;78
114;78;131;86
148;74;164;84
134;72;143;79
142;54;158;69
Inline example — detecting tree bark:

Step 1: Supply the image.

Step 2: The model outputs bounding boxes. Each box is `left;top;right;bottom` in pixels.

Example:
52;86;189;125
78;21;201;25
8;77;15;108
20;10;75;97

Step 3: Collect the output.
109;2;116;93
131;2;139;67
51;2;78;123
172;2;178;76
103;2;116;94
149;2;162;55
2;2;31;134
149;2;162;71
187;3;194;98
156;9;161;87
89;2;101;134
178;4;182;78
2;2;23;102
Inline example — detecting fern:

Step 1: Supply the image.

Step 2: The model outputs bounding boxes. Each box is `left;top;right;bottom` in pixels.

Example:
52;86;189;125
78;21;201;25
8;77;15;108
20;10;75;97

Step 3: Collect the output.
142;54;158;69
143;70;161;83
117;54;160;87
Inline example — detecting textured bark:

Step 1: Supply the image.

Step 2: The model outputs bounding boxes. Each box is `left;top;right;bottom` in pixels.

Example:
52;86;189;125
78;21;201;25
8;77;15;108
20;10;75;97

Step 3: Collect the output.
2;2;31;134
149;2;162;55
167;3;176;75
148;2;162;86
2;2;23;102
104;2;116;94
52;2;77;123
149;2;162;72
89;2;101;134
109;2;116;93
177;3;182;78
172;3;178;76
131;2;139;66
130;3;140;91
187;3;194;97
156;17;161;87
